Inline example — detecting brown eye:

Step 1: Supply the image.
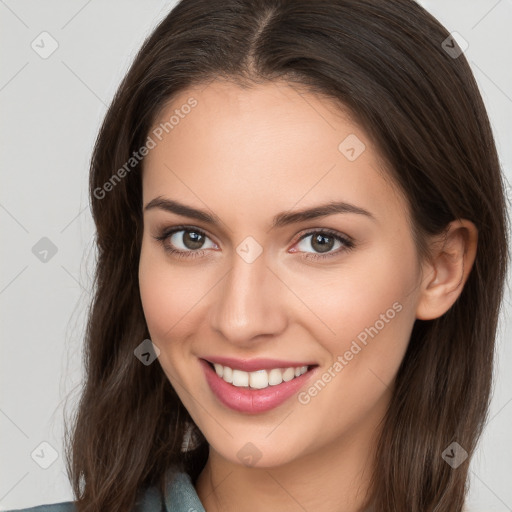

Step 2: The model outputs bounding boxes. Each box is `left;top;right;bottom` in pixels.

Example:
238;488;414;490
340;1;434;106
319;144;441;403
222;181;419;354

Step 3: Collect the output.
154;226;218;258
293;229;355;260
310;233;336;253
174;230;206;250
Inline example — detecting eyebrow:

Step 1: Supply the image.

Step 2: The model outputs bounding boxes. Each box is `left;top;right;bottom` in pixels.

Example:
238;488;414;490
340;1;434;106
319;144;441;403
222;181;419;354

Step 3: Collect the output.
144;196;376;228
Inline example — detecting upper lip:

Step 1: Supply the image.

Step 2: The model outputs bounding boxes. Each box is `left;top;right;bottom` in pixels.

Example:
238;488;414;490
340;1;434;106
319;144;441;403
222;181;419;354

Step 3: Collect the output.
202;356;317;372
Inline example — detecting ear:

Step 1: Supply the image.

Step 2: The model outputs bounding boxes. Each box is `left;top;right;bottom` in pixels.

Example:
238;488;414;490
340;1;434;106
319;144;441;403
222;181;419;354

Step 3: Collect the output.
415;219;478;320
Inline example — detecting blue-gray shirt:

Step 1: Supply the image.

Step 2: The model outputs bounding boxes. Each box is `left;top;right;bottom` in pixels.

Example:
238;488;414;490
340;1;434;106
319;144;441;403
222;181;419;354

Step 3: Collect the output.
4;468;206;512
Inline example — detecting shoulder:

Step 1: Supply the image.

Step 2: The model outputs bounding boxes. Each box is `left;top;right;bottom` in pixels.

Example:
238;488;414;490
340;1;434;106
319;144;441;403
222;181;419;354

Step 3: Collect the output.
3;466;200;512
3;502;76;512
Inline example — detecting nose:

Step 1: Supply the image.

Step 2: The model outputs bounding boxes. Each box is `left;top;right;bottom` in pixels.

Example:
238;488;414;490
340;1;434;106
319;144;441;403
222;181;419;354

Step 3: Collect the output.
209;247;288;345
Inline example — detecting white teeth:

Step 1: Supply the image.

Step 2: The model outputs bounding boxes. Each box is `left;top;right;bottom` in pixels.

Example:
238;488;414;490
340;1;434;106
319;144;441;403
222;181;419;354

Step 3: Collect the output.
282;367;295;382
232;369;249;387
249;370;268;389
213;363;224;378
268;368;283;386
211;363;309;389
223;366;233;383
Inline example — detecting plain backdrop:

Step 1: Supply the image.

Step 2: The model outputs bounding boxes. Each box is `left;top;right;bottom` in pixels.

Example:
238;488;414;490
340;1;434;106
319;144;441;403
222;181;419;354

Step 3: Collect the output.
0;1;511;510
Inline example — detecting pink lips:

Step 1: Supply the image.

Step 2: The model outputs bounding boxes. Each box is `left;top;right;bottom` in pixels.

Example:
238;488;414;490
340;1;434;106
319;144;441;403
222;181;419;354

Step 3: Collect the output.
200;358;318;414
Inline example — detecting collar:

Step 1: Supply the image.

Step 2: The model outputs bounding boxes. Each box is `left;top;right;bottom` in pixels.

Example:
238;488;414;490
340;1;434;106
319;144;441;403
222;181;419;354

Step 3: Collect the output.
164;467;206;512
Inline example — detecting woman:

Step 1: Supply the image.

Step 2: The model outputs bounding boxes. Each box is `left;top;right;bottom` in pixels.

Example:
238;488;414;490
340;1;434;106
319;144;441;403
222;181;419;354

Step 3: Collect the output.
7;0;508;511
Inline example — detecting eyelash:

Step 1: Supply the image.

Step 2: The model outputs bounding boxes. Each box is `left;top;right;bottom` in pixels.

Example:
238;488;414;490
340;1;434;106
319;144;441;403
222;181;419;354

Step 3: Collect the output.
153;224;355;261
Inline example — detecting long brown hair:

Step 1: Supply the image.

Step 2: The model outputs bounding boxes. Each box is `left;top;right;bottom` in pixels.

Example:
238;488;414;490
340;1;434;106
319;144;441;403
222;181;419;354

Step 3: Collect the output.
64;1;509;510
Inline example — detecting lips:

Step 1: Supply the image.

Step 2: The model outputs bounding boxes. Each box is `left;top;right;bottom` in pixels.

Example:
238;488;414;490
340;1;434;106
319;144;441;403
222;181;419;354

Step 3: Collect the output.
199;358;319;414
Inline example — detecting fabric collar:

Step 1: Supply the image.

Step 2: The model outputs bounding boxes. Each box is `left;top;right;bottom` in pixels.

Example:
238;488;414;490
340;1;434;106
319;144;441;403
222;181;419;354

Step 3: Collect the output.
164;468;206;512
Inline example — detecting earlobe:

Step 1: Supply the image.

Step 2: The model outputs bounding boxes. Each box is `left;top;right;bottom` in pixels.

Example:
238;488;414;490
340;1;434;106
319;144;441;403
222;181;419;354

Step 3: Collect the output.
415;219;478;320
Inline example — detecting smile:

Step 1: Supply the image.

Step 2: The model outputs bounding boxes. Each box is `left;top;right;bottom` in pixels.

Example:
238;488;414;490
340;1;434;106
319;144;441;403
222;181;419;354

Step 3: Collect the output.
207;361;310;389
200;358;319;414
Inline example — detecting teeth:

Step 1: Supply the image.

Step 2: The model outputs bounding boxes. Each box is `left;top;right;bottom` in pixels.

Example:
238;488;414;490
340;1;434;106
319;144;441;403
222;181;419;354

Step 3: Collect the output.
213;363;224;378
282;367;295;382
211;363;309;389
232;369;249;387
249;370;268;389
268;368;283;386
223;366;233;383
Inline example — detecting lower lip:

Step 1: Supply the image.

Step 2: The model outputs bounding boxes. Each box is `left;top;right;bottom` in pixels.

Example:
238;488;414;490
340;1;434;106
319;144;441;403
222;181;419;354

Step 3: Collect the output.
200;359;318;414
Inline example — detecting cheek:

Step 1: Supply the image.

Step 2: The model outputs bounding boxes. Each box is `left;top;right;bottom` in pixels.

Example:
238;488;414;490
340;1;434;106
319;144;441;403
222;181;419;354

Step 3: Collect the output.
139;261;173;339
303;237;419;383
293;262;417;443
138;247;202;389
138;243;196;342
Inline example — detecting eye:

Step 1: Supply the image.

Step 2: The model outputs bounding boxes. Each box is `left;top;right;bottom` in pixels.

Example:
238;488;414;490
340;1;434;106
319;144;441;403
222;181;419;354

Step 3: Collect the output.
291;229;355;260
153;225;218;259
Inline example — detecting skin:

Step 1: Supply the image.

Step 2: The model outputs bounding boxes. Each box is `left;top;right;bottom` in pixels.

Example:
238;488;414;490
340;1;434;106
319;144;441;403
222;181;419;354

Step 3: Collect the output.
138;79;478;512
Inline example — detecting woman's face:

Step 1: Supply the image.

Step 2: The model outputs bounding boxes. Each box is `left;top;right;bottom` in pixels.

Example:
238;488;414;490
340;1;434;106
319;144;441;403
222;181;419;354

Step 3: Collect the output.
139;79;424;467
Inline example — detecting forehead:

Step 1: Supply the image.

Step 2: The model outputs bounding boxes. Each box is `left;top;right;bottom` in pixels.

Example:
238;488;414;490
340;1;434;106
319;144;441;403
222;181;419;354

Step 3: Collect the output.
142;80;407;226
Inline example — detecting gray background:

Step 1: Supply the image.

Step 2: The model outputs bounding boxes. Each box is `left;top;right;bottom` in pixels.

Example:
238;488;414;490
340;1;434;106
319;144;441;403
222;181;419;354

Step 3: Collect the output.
0;1;511;510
